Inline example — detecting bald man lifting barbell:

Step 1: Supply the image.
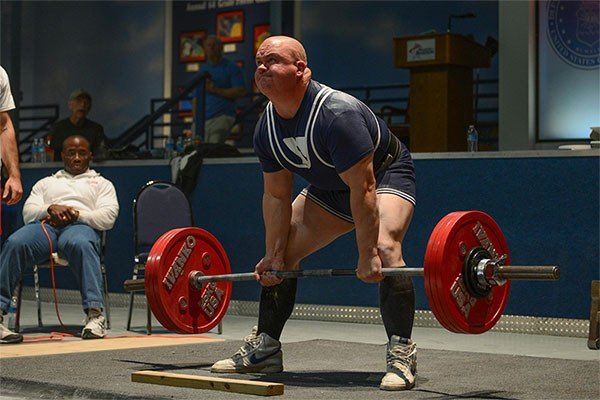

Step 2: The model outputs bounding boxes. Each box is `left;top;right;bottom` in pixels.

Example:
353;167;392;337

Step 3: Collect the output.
224;35;421;391
124;36;560;392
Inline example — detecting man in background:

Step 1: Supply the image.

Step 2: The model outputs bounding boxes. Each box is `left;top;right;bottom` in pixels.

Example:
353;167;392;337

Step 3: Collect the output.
200;35;247;144
49;89;107;161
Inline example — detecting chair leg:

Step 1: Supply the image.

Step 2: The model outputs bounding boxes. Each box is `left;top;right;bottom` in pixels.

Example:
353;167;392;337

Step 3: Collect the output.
146;304;152;335
218;321;223;335
14;281;23;333
126;264;139;331
33;265;43;328
126;291;134;331
102;265;111;330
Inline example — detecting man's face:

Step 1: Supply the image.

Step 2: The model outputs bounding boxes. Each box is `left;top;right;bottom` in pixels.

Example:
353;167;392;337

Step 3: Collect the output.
68;95;91;117
62;137;92;175
254;39;303;97
204;37;222;59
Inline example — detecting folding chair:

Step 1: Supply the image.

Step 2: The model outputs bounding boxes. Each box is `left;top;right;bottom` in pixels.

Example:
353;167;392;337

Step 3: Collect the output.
13;231;110;332
126;180;221;334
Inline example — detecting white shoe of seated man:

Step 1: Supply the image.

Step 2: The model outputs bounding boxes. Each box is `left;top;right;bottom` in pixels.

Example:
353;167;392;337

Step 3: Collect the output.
211;326;283;373
81;309;106;340
380;335;417;391
0;315;23;344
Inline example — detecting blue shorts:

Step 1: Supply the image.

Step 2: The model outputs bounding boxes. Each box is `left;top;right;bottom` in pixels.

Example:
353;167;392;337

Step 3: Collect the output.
300;142;416;224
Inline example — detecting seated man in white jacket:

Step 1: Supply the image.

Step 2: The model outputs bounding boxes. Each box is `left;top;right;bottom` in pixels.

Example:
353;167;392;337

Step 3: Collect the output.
0;135;119;344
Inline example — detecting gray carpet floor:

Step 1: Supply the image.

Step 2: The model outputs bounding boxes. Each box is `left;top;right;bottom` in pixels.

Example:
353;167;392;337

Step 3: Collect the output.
1;339;598;400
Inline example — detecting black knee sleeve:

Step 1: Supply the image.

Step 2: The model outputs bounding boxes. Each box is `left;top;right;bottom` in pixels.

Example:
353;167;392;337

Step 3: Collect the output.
379;275;415;340
257;278;297;341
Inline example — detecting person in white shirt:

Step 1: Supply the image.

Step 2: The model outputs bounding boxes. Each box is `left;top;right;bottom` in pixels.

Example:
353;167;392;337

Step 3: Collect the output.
0;135;119;344
0;66;23;231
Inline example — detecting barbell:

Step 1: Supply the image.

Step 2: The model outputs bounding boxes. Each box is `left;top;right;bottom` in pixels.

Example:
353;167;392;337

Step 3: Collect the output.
124;211;560;335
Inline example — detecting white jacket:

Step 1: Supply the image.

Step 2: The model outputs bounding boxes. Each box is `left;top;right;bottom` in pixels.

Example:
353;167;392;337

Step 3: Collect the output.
23;169;119;231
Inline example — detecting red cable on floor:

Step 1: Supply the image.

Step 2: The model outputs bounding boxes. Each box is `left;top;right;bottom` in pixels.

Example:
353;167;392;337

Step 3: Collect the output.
39;220;77;337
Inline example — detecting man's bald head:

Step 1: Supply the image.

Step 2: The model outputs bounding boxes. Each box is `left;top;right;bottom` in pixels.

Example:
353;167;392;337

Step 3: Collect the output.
254;35;312;114
261;36;308;64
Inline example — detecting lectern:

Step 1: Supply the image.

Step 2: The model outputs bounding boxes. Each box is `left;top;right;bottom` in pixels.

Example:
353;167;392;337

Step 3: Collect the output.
393;33;491;152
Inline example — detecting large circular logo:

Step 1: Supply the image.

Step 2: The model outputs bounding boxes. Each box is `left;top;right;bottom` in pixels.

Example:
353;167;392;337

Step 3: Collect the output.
547;0;599;69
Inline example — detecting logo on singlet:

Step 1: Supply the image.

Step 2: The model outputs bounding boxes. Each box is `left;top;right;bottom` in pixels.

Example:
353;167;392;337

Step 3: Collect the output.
282;137;310;168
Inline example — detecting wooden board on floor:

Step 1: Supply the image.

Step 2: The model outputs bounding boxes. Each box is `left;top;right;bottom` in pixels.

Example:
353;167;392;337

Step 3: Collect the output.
0;335;223;359
132;370;284;396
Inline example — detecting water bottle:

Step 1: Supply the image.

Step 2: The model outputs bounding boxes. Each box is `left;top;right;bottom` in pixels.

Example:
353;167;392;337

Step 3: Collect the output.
164;137;175;159
6;296;17;330
31;138;40;163
175;136;184;155
45;135;55;162
467;125;479;152
39;139;47;163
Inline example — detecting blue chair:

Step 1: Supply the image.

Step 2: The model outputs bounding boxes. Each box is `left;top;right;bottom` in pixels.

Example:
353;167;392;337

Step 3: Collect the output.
126;180;194;333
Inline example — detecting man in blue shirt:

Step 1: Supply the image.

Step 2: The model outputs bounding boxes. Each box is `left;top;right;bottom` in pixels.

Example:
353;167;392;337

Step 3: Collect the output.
199;35;247;144
210;36;418;392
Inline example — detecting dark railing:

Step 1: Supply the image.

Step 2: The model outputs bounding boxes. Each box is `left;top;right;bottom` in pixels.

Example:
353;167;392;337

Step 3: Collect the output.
148;97;194;145
44;77;498;155
145;91;267;150
166;79;497;149
17;104;60;159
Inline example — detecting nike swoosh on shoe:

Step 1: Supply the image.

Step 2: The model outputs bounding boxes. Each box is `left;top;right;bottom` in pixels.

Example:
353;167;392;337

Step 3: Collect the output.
249;349;280;364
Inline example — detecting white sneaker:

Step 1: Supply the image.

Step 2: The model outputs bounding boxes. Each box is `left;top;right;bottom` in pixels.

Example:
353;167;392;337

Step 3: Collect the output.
211;326;283;373
81;313;106;339
0;315;23;344
380;335;417;391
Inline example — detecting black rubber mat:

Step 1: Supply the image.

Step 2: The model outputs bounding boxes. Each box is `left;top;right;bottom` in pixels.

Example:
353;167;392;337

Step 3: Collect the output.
1;339;598;399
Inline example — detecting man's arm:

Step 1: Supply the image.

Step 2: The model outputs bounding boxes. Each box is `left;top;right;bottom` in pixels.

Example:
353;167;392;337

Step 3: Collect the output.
206;63;247;100
1;112;23;205
206;81;247;100
77;179;119;231
339;152;382;283
255;169;293;285
23;180;49;223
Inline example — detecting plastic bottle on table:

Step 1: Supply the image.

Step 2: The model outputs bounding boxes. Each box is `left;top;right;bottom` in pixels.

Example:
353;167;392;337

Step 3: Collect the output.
164;137;175;159
31;139;40;163
175;136;184;155
39;139;47;163
467;125;479;152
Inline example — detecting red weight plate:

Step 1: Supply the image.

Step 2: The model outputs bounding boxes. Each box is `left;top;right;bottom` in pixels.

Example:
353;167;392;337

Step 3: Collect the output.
145;227;232;334
424;212;463;332
145;229;181;332
425;211;511;334
429;212;470;333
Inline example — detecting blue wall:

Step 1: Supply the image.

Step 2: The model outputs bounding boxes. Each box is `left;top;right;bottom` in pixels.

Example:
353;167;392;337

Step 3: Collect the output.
16;1;499;139
19;1;164;139
10;154;599;320
170;1;499;116
301;1;499;87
